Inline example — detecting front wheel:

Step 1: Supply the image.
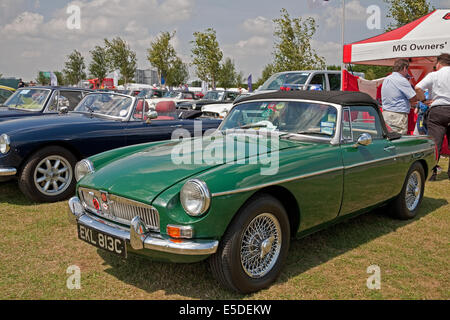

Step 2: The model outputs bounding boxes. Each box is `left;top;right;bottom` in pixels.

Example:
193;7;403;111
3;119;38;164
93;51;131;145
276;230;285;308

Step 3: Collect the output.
209;194;290;294
18;146;77;203
390;162;425;220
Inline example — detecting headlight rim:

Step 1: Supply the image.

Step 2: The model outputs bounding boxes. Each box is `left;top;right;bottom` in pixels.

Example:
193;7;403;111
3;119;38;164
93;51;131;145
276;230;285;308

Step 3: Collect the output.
180;179;211;217
75;159;95;182
0;134;11;154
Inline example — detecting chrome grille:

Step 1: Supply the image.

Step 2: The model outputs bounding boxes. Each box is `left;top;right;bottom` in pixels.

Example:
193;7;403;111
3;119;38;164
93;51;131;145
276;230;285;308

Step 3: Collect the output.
78;187;160;232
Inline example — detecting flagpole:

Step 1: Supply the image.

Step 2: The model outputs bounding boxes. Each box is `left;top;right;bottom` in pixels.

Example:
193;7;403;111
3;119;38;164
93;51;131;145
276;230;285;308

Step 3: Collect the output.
341;0;346;90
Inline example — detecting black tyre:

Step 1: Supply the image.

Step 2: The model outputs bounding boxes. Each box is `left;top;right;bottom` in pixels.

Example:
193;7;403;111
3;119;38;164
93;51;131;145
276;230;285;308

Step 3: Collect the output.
390;162;425;220
18;146;77;203
209;194;290;294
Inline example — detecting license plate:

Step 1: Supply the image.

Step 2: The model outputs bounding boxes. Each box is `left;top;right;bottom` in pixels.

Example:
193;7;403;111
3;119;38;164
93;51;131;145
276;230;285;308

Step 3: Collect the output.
78;223;127;258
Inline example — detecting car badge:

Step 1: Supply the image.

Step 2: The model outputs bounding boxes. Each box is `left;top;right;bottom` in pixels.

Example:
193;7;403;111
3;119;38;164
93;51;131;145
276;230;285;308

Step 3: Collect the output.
101;192;108;203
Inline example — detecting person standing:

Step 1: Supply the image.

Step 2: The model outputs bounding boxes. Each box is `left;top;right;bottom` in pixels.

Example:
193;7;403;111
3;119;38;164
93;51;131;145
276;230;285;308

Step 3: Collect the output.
415;53;450;181
17;78;26;88
381;59;419;134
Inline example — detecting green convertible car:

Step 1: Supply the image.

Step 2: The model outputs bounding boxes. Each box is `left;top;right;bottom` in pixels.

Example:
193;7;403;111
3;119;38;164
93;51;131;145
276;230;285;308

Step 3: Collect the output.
68;91;437;293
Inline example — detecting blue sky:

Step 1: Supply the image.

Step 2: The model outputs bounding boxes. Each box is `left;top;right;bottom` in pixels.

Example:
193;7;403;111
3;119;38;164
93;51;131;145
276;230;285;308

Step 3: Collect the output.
0;0;448;81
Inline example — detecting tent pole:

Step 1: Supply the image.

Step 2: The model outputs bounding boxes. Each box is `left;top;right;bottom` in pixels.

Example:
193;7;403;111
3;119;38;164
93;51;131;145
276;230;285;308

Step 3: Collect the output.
341;0;346;90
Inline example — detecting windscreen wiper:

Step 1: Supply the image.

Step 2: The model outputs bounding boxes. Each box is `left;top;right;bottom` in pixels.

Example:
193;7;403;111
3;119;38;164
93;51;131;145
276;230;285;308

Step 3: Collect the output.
240;123;268;129
296;131;333;137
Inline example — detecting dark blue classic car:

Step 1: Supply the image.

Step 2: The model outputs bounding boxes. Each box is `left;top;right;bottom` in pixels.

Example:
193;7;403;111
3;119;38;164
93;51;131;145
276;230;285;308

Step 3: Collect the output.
0;92;221;202
0;86;91;122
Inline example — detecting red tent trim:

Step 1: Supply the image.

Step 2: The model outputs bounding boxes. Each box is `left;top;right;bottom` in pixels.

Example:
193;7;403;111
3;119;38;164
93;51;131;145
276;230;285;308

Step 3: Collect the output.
354;10;435;45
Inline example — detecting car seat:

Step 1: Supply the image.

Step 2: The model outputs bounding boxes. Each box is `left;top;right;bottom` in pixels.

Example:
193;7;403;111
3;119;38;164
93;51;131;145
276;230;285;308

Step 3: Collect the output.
155;101;177;120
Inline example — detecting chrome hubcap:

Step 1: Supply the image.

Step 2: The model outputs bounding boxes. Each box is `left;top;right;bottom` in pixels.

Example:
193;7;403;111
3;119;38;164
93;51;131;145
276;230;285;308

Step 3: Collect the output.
240;213;282;278
405;171;422;211
34;156;72;196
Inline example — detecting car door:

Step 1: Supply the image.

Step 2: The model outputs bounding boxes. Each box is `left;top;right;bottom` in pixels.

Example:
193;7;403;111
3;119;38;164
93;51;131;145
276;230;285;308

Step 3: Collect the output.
307;73;327;91
327;73;342;91
339;105;400;216
125;100;183;145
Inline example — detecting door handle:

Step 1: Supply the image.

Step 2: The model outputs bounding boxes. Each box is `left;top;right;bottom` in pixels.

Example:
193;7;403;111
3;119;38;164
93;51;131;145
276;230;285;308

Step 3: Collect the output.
384;146;396;152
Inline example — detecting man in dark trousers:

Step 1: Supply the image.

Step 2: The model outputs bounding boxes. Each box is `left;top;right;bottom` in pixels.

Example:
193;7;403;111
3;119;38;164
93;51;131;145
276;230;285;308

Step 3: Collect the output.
415;53;450;181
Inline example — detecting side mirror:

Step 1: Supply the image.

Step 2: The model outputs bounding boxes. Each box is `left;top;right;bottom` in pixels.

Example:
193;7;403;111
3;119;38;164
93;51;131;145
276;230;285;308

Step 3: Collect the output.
58;106;69;114
147;110;158;120
145;110;158;124
354;133;373;148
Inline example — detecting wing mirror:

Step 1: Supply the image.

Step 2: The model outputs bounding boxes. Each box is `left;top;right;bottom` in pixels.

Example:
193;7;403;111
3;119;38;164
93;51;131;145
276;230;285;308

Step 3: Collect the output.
57;97;70;114
145;110;158;124
354;133;373;147
147;110;158;119
58;106;69;114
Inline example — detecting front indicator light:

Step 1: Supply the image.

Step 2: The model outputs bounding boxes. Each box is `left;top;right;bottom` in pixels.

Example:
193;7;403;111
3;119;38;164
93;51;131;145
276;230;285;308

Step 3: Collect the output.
167;225;194;239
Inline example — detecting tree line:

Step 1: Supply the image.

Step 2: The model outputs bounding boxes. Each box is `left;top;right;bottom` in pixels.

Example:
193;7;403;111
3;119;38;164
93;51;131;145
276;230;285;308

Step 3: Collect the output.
36;1;433;88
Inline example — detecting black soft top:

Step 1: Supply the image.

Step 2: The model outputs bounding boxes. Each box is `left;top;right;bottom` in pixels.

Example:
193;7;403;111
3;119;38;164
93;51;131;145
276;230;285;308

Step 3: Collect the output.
238;91;380;106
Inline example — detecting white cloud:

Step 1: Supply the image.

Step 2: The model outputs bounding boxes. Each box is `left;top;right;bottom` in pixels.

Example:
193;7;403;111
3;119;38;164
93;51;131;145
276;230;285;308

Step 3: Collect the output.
2;11;43;35
312;40;342;66
0;0;197;80
0;0;26;25
322;0;367;28
242;16;273;35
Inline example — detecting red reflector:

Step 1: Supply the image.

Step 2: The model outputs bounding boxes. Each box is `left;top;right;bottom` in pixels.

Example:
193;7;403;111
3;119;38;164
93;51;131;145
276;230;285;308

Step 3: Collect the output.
93;198;100;210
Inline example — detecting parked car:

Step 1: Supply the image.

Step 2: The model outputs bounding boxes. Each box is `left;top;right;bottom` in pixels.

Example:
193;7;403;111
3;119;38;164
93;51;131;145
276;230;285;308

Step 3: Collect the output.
146;90;197;110
68;90;436;293
0;92;221;202
178;90;240;111
136;88;167;100
0;86;91;122
0;85;15;104
201;93;251;119
256;70;364;93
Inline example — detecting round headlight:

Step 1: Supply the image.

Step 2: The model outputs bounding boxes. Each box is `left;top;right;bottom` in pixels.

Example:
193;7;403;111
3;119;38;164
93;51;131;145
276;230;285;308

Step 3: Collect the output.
0;134;11;154
75;159;95;182
180;179;211;216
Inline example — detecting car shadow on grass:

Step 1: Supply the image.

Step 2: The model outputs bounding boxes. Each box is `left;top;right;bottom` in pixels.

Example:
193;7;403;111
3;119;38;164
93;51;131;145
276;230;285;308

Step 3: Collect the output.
0;181;36;206
97;196;447;300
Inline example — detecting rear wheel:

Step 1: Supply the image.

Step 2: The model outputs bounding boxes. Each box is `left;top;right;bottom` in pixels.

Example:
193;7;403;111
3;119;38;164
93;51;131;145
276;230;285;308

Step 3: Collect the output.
19;146;77;203
390;162;425;220
209;194;290;294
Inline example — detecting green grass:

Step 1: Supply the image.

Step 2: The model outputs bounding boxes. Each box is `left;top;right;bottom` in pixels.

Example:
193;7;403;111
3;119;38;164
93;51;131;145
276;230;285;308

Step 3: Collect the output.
0;158;448;300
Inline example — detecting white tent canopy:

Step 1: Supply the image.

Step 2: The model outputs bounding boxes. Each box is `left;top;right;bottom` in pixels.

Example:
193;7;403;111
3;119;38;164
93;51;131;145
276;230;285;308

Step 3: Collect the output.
344;10;450;68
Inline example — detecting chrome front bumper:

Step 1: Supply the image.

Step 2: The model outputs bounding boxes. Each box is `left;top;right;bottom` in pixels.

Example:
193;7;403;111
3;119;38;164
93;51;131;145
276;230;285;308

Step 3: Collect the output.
0;168;17;176
68;197;218;256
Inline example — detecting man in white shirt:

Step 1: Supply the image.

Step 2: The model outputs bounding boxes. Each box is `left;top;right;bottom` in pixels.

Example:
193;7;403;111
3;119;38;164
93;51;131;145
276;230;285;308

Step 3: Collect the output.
381;59;418;134
415;53;450;181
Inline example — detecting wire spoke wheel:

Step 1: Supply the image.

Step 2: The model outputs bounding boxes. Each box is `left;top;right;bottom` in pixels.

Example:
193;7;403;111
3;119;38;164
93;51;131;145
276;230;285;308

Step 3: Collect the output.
33;155;73;196
405;171;422;211
240;213;282;278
